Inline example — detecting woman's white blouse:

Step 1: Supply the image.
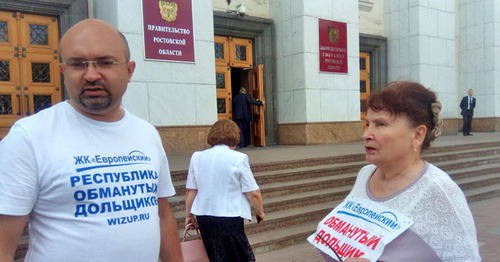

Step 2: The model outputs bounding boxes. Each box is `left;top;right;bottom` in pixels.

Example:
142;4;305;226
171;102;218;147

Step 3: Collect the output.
346;162;481;261
186;145;259;220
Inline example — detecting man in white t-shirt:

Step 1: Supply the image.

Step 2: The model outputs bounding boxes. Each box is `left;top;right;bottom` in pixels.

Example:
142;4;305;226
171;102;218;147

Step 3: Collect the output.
0;19;182;261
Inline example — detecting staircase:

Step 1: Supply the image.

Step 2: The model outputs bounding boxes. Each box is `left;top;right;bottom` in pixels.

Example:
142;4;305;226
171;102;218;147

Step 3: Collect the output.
14;141;500;260
170;141;500;255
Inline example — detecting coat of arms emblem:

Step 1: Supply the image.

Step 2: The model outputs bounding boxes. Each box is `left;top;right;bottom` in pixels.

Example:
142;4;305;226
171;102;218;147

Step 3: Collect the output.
328;27;339;43
159;1;178;22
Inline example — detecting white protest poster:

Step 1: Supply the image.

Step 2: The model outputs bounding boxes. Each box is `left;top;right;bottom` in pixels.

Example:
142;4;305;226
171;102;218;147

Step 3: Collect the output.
307;197;413;261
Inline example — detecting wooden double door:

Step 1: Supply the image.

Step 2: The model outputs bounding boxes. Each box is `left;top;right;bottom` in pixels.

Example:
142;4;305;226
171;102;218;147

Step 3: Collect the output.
0;11;61;138
215;36;265;146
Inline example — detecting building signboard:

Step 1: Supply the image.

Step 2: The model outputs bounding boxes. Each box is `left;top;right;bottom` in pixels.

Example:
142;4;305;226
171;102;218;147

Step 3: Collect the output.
142;0;195;62
319;19;348;73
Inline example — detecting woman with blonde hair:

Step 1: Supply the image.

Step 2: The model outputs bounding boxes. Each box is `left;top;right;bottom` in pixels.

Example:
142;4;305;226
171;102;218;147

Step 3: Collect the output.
185;119;265;262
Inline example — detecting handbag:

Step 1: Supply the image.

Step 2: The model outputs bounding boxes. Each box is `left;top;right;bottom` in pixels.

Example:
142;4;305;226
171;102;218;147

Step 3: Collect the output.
180;224;209;262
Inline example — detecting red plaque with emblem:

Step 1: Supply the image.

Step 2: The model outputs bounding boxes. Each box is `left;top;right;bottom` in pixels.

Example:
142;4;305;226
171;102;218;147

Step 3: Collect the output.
318;19;347;73
142;0;195;62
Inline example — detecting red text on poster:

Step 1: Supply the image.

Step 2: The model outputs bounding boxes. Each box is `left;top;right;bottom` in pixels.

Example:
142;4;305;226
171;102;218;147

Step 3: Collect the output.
308;197;413;261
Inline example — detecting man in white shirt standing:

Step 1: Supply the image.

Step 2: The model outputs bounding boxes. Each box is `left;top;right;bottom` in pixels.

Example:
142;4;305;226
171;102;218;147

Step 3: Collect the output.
0;19;182;261
460;89;476;136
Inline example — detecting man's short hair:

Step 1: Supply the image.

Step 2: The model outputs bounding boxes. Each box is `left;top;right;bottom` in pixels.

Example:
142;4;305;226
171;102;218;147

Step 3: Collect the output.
118;32;131;61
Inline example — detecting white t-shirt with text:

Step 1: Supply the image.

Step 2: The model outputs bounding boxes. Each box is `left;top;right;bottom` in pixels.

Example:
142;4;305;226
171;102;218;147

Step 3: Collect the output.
0;101;175;262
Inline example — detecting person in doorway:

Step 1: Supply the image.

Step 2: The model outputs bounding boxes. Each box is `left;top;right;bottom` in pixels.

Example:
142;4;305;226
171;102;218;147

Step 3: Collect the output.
0;19;182;261
312;82;480;261
184;119;265;262
460;89;476;136
233;87;265;148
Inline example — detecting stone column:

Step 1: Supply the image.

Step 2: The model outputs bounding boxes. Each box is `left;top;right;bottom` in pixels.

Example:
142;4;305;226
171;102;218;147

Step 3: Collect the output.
459;0;500;131
271;0;362;145
384;0;457;127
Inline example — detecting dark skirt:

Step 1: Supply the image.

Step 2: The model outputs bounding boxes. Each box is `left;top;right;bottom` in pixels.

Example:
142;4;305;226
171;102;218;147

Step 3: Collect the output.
196;216;256;262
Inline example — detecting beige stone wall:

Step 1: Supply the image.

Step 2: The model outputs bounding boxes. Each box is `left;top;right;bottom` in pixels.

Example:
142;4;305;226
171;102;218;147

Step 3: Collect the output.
213;0;270;19
457;117;500;133
442;119;459;135
276;118;496;145
359;0;384;36
157;126;211;154
278;122;364;145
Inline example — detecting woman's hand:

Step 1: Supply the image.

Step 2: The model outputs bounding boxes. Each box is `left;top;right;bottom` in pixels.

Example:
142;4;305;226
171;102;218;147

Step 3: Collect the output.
256;212;265;224
184;189;198;229
246;189;265;224
184;216;197;230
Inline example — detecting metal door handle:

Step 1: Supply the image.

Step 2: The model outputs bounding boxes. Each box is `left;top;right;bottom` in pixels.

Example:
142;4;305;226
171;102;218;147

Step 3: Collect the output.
25;94;30;115
16;94;21;115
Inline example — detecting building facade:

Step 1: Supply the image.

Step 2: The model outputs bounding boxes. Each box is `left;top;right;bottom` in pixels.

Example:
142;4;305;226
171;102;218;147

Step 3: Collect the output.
0;0;499;153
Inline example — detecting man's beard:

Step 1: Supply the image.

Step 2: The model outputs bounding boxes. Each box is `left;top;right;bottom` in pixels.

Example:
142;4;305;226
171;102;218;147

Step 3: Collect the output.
79;92;112;111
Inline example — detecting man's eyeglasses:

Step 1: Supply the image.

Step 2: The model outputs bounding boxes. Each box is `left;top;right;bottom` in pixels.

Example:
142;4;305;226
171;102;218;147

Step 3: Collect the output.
62;59;128;71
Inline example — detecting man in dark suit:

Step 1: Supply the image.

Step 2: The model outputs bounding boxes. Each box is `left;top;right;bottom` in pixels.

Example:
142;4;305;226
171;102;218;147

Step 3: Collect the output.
460;89;476;136
233;87;264;148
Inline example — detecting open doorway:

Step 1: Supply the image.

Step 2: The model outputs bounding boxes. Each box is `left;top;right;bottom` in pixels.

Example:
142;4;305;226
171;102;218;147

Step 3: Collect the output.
230;67;265;147
214;35;265;146
230;67;249;104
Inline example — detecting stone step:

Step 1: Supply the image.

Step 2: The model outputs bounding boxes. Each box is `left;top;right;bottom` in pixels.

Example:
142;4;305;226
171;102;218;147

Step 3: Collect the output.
171;170;188;182
424;141;500;154
171;146;500;193
248;221;318;254
252;146;500;181
174;162;366;197
173;151;500;197
456;173;500;190
170;153;500;212
173;185;353;228
166;146;500;252
465;184;500;202
440;156;500;173
169;195;185;213
170;155;500;205
172;160;366;194
247;180;500;255
169;143;500;182
250;154;365;173
424;147;500;163
261;185;352;213
249;142;500;175
247;159;500;254
259;154;500;198
174;173;500;232
244;201;338;235
249;172;500;236
246;169;500;231
253;162;364;185
258;172;356;198
448;163;500;180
